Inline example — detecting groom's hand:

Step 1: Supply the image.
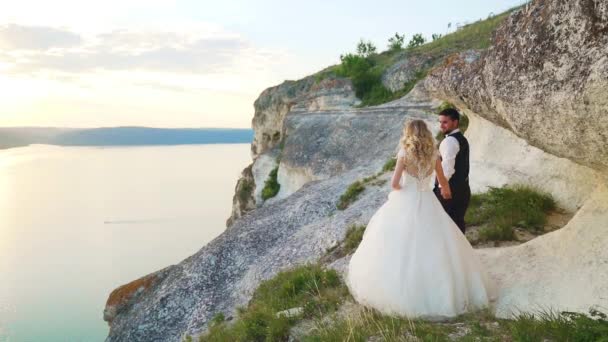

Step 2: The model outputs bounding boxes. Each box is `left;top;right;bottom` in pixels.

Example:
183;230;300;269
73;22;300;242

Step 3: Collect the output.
441;186;452;200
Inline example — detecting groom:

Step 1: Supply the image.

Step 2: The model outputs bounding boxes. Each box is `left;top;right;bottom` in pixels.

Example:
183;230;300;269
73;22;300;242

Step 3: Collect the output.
433;108;471;234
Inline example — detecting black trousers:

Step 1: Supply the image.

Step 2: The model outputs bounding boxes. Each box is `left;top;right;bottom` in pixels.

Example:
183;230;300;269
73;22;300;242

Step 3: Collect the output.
433;183;471;234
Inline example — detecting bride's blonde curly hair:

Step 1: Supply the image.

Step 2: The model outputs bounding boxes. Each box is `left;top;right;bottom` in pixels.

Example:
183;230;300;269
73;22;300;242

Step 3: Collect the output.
399;120;436;174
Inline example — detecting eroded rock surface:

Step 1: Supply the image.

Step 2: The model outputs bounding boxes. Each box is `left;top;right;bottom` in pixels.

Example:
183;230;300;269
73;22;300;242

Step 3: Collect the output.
424;0;608;171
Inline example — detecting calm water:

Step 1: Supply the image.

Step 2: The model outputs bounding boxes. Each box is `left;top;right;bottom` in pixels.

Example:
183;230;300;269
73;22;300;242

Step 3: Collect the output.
0;143;251;342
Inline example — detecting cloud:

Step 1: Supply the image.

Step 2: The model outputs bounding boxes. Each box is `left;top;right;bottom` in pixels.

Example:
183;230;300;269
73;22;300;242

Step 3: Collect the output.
0;25;286;76
0;24;82;50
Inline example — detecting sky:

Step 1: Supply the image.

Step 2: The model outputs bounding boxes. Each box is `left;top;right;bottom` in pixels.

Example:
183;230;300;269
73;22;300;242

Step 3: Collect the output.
0;0;525;128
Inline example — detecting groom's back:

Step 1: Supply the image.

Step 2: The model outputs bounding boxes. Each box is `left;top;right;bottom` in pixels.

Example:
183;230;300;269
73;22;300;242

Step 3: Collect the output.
449;132;469;188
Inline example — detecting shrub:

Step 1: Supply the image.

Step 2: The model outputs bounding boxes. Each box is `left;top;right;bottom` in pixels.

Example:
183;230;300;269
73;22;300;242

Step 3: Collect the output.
336;47;421;107
326;5;522;108
261;167;280;200
335;53;380;100
356;39;377;57
388;32;405;51
407;33;426;48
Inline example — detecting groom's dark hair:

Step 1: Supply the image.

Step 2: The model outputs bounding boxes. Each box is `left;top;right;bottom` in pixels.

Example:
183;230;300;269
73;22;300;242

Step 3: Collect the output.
439;108;460;122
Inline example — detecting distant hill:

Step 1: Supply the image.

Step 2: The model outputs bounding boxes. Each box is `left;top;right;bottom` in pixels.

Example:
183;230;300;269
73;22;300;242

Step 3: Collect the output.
0;127;253;149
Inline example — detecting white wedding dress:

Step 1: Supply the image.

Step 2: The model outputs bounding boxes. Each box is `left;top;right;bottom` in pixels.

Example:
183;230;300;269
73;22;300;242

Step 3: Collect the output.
346;147;493;319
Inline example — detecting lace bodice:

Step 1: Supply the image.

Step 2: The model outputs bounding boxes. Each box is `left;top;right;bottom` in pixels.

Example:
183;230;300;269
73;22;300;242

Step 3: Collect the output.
396;147;437;192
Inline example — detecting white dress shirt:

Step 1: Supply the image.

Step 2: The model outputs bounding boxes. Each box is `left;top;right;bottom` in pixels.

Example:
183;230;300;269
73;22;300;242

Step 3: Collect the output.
438;128;460;187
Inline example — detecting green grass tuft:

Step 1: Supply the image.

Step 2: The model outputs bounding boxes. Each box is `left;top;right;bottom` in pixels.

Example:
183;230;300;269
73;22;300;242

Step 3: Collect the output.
478;225;516;242
382;157;397;172
336;180;366;210
198;264;348;342
466;185;556;242
342;224;367;255
338;154;408;210
303;306;455;341
508;308;608;341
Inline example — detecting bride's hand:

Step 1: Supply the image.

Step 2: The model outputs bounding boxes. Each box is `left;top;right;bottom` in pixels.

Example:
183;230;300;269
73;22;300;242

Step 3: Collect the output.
392;184;402;190
441;186;452;199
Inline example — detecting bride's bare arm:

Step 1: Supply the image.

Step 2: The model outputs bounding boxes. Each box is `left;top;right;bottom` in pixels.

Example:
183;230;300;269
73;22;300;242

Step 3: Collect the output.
435;158;452;199
391;156;406;190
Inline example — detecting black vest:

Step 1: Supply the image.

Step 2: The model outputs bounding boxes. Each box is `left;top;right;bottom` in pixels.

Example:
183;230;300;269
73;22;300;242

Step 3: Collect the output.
435;131;470;189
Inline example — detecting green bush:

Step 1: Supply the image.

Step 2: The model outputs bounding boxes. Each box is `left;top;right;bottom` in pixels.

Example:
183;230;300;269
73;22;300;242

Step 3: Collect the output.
335;50;422;107
261;167;280;200
407;33;426;48
320;5;522;108
356;39;377;58
335;53;379;100
388;32;405;51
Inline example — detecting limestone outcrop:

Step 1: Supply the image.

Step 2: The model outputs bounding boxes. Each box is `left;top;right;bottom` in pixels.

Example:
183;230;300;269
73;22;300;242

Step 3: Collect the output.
250;74;359;159
424;0;608;319
424;0;608;171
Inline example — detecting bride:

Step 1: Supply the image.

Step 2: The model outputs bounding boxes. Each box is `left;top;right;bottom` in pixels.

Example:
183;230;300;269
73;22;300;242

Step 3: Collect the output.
346;119;492;320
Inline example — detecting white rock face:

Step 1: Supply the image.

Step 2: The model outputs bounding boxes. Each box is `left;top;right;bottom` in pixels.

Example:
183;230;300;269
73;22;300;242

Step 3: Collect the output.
291;77;361;112
466;112;600;212
476;182;608;319
251;75;359;158
459;110;608;319
275;163;319;201
251;153;279;206
424;0;608;171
